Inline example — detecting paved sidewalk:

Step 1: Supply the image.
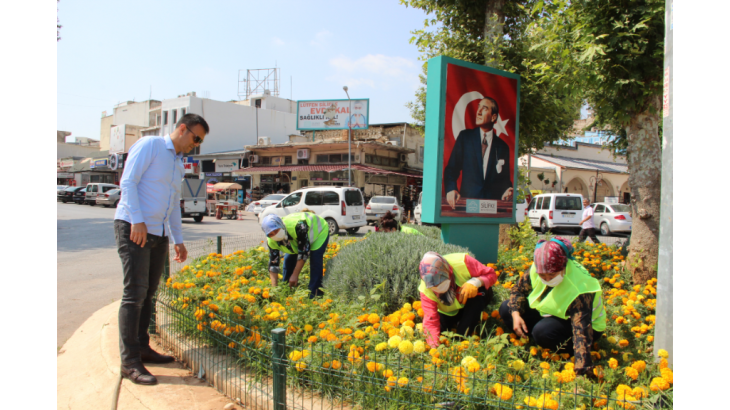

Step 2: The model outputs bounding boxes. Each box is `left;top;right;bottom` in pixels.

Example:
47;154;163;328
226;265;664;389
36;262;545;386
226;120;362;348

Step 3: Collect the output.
57;300;239;410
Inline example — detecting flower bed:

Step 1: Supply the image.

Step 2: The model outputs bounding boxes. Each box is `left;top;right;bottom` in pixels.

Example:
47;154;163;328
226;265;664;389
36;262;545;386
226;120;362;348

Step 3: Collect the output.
162;235;672;409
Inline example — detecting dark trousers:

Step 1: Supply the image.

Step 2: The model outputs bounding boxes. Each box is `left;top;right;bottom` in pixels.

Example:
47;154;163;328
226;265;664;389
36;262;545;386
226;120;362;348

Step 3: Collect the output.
439;287;493;337
498;300;601;354
578;227;601;244
114;220;169;366
282;234;329;299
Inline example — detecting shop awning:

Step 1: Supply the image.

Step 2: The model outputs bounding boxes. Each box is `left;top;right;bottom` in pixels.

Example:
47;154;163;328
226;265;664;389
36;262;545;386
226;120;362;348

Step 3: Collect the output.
211;182;242;191
232;164;422;178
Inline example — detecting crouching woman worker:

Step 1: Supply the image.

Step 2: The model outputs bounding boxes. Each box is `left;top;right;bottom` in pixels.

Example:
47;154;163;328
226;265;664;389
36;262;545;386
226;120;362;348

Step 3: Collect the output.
261;212;329;298
419;252;497;348
379;211;423;235
498;237;606;376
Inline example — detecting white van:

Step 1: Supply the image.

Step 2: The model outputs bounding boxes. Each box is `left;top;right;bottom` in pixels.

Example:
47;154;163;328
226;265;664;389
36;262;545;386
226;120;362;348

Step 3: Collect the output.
258;186;366;235
180;178;207;222
527;193;584;233
84;183;119;205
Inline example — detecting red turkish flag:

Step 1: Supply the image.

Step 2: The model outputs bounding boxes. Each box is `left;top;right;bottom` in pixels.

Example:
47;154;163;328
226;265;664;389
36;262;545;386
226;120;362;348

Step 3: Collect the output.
442;63;518;196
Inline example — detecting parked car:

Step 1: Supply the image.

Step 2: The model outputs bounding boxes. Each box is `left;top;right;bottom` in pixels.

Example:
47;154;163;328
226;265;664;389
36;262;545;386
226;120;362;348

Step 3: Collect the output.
258;186;366;235
365;196;402;224
84;183;119;205
96;188;122;208
515;196;528;223
59;186;84;203
57;185;69;195
590;202;632;236
73;186;88;204
527;193;584;233
252;194;286;216
414;192;423;225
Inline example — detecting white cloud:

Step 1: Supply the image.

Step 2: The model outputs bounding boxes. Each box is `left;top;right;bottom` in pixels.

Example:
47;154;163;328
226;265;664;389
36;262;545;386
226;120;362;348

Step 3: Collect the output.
326;54;419;90
310;30;332;47
272;37;285;46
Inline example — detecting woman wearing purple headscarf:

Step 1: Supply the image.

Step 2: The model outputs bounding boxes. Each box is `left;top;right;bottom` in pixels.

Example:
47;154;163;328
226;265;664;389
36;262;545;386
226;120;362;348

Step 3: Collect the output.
418;251;497;348
498;237;606;376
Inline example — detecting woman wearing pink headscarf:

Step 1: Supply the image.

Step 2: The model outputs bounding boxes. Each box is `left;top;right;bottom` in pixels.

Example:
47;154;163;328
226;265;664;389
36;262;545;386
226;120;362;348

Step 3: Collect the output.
498;237;606;376
418;251;497;348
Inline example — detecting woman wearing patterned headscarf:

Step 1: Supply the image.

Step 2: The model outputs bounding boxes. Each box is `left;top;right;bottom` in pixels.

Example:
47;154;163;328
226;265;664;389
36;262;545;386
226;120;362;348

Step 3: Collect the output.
498;237;606;376
418;251;497;348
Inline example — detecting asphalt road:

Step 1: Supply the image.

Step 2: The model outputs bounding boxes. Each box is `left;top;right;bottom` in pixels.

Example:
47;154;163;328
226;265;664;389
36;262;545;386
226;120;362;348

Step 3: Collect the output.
57;203;274;349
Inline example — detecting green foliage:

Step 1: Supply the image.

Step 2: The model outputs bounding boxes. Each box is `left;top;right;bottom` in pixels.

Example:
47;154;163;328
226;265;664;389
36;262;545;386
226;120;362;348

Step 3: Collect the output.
507;218;539;250
403;223;442;240
401;0;583;155
323;232;470;313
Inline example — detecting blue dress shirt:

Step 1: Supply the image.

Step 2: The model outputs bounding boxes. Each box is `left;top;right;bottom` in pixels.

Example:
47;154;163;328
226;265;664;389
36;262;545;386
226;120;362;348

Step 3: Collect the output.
114;135;184;244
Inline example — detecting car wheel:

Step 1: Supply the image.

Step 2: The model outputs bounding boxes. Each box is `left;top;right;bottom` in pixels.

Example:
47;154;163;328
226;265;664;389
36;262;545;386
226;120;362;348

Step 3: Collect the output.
89;201;95;206
600;222;611;236
345;227;359;235
103;204;109;208
194;215;204;223
114;200;119;208
325;218;338;236
540;219;549;234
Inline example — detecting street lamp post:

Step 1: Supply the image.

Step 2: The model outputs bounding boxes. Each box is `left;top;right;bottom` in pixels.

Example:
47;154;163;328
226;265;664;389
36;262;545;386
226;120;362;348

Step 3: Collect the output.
343;86;352;187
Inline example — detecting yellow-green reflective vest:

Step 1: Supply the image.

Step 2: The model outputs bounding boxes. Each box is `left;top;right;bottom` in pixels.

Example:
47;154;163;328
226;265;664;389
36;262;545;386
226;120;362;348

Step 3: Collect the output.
400;226;424;235
527;259;606;332
418;253;471;316
266;212;328;255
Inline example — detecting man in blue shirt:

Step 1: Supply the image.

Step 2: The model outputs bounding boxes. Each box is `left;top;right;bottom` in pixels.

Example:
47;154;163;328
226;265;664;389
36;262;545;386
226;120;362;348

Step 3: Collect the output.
114;113;209;385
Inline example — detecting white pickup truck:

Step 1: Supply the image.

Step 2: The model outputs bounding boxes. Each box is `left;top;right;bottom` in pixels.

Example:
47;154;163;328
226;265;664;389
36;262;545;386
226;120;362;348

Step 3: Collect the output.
180;178;207;222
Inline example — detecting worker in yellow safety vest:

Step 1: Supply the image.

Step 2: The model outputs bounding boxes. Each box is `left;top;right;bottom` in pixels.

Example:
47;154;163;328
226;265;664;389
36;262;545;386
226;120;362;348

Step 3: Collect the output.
499;237;606;376
261;212;329;298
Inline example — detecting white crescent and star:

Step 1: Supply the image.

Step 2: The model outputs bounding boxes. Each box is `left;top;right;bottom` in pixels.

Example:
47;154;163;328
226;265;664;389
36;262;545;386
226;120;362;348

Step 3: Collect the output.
452;91;509;140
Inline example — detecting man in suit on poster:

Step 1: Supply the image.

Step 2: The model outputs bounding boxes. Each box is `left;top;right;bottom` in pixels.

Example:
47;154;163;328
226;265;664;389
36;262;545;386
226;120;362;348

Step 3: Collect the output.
444;97;513;210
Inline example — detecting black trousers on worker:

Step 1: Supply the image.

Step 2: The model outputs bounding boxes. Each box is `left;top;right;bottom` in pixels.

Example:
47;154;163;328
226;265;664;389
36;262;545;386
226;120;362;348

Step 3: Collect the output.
114;220;169;366
578;228;601;244
498;300;601;354
439;287;494;337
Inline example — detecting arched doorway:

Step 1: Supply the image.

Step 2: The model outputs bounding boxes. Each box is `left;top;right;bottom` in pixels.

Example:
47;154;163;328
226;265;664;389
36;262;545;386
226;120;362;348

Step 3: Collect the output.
564;177;589;198
619;181;630;204
594;179;616;202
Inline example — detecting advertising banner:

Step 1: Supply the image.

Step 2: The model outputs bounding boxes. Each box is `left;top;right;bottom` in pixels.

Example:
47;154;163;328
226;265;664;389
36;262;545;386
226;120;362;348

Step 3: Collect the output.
421;57;520;224
215;159;240;173
296;99;369;130
59;159;75;168
110;125;126;154
91;159;108;169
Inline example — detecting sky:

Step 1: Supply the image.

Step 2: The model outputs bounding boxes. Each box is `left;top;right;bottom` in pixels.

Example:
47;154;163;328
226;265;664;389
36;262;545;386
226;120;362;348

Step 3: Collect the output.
56;0;434;141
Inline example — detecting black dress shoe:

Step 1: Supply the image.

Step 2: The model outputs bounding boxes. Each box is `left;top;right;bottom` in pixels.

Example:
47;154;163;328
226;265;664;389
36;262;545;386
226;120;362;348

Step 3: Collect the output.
141;348;175;363
121;363;158;385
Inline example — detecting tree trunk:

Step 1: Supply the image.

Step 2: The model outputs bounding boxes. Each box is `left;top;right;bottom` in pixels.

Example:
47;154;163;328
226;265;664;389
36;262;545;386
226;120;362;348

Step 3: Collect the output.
625;95;662;284
498;223;516;248
483;0;505;66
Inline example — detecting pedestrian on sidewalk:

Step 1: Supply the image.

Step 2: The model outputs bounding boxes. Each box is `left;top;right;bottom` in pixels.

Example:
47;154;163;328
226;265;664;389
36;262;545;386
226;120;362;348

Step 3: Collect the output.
577;198;600;244
114;113;209;385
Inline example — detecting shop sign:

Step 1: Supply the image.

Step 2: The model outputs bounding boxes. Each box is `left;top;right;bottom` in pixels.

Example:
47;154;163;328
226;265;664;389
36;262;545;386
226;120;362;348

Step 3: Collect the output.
59;159;75;168
57;172;73;178
215;159;239;173
205;172;223;177
110;125;126;154
91;159;108;168
297;99;369;130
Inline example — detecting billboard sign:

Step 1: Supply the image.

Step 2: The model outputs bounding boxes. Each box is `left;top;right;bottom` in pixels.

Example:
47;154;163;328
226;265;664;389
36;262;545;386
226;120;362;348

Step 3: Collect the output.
421;56;520;224
110;125;126;154
296;99;369;130
215;160;239;173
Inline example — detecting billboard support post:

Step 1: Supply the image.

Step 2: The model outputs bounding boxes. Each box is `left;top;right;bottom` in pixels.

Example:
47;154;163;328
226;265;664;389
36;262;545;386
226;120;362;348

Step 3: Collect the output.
422;56;521;264
343;86;352;186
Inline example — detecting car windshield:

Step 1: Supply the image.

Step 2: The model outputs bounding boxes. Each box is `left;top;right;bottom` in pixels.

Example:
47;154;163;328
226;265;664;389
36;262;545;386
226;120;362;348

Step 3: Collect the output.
371;197;396;204
555;196;582;210
345;190;363;206
610;204;631;213
58;185;67;189
64;187;77;192
262;194;285;201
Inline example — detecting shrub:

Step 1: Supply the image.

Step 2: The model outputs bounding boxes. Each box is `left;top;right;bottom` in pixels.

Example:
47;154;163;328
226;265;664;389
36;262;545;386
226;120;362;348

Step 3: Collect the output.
323;232;470;313
402;223;442;241
507;219;539;250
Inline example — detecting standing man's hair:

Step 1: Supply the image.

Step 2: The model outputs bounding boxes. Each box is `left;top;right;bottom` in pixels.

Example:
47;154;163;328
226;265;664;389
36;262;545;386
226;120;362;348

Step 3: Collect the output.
177;113;210;134
483;97;499;118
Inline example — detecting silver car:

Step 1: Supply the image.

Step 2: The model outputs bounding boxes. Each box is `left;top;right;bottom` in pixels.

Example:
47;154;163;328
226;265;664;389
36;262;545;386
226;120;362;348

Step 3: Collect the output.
96;188;122;208
365;196;402;223
252;194;286;215
591;202;632;236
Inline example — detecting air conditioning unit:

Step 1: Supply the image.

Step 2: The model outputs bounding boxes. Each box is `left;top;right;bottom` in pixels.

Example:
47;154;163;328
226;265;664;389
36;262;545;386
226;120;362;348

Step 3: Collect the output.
297;148;310;160
258;136;271;146
250;155;260;164
399;153;408;162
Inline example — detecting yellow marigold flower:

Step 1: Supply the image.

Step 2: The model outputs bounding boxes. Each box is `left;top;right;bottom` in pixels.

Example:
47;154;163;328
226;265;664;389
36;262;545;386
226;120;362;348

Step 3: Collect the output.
331;360;342;370
429;348;439;358
467;361;480;373
624;367;639;380
307;336;318;343
413;340;426;354
659;358;669;369
375;342;388;352
398;340;414;355
616;384;633;397
354;330;366;340
397;377;409;387
660;368;673;384
618;339;629;348
303;324;313;332
366;361;384;373
367;313;380;324
388;336;402;348
631;360;646;373
489;383;513;401
633;386;649;399
540;362;551;370
289;350;303;362
658;349;669;359
607;336;617;344
512;360;525;371
650;377;670;391
608;358;618;369
295;362;307;372
400;326;414;337
530;347;538;356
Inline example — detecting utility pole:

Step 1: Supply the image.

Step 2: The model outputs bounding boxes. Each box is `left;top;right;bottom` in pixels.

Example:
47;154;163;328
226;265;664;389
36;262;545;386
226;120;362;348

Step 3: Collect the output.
655;0;673;366
343;86;352;187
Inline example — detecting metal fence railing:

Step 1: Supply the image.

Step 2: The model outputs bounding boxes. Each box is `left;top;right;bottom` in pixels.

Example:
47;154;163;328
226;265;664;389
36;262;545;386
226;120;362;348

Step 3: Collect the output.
150;236;668;410
166;234;266;274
